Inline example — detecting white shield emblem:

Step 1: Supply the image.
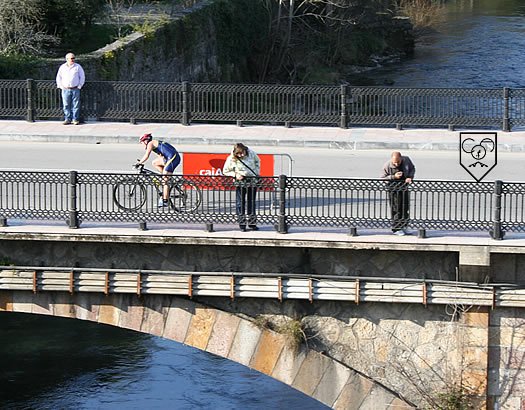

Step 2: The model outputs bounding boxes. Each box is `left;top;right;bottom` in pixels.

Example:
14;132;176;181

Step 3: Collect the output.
459;132;497;182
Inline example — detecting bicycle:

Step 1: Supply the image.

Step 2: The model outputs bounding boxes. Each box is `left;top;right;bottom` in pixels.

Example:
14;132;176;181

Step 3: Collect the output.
113;164;202;212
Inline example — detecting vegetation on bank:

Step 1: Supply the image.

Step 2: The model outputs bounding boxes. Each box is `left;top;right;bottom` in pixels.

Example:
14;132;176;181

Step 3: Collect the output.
0;0;445;83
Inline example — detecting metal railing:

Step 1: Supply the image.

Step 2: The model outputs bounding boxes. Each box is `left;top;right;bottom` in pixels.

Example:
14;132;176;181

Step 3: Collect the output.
1;79;523;130
1;266;524;308
0;170;524;239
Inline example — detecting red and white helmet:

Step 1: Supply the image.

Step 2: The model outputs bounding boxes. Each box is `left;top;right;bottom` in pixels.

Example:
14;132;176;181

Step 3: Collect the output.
140;133;152;143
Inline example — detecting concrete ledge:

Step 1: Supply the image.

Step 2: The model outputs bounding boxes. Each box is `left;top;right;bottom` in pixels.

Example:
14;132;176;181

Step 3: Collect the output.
1;223;525;254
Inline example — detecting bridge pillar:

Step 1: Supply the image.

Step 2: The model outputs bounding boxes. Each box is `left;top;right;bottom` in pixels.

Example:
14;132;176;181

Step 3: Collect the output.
462;307;489;409
458;246;490;283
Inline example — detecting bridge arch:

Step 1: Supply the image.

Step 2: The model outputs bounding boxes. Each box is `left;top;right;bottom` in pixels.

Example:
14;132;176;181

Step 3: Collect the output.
0;290;413;409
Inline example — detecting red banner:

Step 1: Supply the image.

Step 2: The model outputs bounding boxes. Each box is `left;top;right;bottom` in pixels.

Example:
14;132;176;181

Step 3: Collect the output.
182;153;274;177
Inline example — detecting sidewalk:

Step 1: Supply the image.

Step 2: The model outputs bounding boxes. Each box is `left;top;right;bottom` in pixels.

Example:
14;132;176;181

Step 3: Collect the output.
1;119;525;151
1;118;524;246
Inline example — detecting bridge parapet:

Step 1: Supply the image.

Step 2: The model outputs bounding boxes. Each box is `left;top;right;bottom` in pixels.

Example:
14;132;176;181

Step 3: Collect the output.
2;80;525;131
2;168;525;239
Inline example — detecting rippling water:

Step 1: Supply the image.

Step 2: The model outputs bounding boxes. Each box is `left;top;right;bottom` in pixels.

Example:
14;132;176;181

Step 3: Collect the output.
0;313;326;409
361;0;525;88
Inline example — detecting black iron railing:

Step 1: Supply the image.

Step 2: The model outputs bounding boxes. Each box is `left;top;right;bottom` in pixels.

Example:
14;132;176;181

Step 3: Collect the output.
0;170;523;239
1;79;523;130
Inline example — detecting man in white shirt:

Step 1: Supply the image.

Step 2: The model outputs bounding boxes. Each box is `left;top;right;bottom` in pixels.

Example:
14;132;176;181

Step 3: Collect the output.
56;52;85;125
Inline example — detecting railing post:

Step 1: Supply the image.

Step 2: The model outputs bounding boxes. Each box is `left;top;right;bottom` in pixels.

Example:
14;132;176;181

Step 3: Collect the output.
502;87;510;132
182;81;190;126
340;85;347;129
69;171;79;229
491;180;503;240
277;174;288;234
26;79;35;122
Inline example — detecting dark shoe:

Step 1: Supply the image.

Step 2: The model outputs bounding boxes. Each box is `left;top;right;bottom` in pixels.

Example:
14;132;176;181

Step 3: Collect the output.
157;199;169;208
248;225;259;231
239;225;247;232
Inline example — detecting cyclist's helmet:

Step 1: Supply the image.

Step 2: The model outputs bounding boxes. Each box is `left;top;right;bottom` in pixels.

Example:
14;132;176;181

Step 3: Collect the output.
140;133;152;144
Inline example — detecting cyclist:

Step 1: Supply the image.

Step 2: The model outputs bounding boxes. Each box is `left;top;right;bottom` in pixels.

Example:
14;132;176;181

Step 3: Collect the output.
136;133;181;207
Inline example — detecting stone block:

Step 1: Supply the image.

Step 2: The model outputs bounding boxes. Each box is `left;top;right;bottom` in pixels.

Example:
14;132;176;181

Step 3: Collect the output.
312;361;352;407
47;293;74;318
333;372;373;410
31;292;53;315
228;320;261;367
497;396;522;410
463;326;489;347
358;385;399;410
459;246;490;266
206;311;241;358
11;291;33;313
388;397;415;409
292;350;331;396
141;295;170;337
118;296;145;332
462;369;487;394
463;308;489;328
163;297;194;342
185;306;216;350
462;346;488;370
99;301;121;327
250;330;285;376
271;344;307;385
0;291;12;311
73;293;100;321
497;326;525;347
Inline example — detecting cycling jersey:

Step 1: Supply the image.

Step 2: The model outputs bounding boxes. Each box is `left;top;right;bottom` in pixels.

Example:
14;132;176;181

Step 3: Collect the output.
153;140;180;173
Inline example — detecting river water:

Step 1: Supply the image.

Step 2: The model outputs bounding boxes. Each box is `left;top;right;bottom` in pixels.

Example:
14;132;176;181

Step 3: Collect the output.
3;1;525;409
360;0;525;88
1;312;325;409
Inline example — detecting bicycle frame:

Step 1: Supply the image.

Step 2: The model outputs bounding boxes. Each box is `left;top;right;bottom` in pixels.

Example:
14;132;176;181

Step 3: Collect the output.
112;164;202;213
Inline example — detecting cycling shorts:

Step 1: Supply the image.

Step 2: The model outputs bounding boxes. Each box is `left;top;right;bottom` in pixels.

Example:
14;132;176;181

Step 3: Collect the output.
164;153;180;173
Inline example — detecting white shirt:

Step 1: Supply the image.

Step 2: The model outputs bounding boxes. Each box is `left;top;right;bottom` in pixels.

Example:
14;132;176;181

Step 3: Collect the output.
56;62;85;90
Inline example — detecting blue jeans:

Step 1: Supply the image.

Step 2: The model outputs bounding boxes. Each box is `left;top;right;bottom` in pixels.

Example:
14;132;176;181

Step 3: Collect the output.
236;184;257;227
61;88;81;121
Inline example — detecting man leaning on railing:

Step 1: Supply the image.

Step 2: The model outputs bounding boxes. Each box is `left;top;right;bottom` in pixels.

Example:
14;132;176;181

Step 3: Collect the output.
381;151;416;236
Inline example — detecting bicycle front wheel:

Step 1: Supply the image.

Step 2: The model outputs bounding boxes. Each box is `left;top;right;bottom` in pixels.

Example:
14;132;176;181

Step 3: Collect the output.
113;178;147;211
170;179;202;212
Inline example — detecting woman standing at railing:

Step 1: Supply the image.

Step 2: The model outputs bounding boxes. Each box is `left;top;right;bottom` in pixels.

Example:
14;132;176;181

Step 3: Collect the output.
223;143;261;232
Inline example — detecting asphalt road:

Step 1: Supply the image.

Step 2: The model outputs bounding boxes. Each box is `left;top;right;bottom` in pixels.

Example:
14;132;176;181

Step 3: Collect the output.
0;141;521;182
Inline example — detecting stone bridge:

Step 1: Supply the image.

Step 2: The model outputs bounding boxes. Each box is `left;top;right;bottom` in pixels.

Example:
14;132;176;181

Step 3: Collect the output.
0;224;524;409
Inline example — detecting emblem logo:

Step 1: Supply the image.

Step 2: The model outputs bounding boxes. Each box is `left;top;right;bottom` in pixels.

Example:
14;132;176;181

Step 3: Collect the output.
459;132;497;182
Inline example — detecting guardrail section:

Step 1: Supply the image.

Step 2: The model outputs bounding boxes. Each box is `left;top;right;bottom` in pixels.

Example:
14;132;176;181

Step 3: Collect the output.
1;80;524;130
1;267;524;308
1;170;525;238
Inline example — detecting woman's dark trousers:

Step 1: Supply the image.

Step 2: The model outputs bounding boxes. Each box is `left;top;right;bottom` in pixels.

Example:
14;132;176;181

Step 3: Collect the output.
236;184;257;228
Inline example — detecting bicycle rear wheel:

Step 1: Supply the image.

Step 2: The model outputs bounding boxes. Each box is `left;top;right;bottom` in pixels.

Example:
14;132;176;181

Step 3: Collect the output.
170;179;202;212
113;178;147;211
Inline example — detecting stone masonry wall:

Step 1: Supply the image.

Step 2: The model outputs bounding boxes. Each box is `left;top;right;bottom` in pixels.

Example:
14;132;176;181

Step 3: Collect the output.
33;0;268;83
